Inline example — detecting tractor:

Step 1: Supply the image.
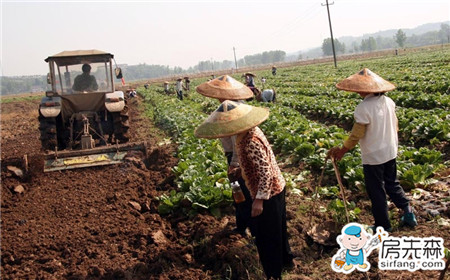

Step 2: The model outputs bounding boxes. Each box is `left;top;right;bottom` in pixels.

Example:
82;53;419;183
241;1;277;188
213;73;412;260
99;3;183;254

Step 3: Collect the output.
39;50;146;171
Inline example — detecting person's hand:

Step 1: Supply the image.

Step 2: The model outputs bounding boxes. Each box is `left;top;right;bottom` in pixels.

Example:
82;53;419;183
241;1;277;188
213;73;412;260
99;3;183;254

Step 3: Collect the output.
251;199;264;217
227;166;241;182
328;146;349;161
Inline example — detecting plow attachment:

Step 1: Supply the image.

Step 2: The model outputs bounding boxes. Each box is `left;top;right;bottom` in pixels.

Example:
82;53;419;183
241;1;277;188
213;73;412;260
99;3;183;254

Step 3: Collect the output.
44;142;148;172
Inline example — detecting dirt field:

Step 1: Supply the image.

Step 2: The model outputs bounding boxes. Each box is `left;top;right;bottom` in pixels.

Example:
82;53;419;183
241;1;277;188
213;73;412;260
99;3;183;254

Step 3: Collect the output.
1;95;449;280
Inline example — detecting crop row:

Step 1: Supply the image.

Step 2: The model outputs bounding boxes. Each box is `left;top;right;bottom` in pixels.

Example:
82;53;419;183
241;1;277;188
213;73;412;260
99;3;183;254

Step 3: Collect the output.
278;94;449;146
266;48;450;99
140;83;444;216
143;93;231;216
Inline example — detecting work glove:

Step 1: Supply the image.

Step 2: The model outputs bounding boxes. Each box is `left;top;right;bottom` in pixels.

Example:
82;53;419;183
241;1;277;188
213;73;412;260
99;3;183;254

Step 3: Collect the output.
327;146;349;161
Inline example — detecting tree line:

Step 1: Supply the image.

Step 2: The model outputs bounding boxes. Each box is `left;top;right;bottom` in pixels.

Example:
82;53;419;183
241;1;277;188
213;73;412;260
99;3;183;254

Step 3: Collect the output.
322;23;450;56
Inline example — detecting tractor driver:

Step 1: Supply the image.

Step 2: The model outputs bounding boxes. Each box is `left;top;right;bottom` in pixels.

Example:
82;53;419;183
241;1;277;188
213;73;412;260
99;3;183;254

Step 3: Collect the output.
72;63;98;92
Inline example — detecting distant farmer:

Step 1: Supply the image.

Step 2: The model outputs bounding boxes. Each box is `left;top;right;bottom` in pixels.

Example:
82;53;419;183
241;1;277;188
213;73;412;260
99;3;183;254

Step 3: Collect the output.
243;72;256;88
328;68;417;232
261;77;266;85
272;66;277;76
196;75;254;237
184;77;191;91
176;78;184;100
195;101;294;280
72;63;98;92
256;88;277;103
144;83;149;90
243;72;260;99
163;81;170;94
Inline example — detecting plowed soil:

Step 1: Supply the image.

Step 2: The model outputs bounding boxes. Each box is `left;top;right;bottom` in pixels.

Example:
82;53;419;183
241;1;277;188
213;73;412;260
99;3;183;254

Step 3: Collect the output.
1;94;449;280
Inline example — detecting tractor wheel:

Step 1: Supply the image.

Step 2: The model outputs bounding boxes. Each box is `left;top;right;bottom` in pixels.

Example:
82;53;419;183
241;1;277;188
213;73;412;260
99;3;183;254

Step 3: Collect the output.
38;113;58;151
112;105;130;143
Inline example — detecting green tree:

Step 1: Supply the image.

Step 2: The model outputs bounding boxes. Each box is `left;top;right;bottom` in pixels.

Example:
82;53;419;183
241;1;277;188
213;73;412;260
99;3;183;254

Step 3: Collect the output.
439;23;450;43
321;38;345;56
360;37;377;52
351;42;359;53
395;29;407;48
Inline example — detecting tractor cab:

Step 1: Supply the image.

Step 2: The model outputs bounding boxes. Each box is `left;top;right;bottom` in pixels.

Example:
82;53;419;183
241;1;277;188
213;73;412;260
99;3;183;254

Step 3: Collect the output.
45;50;122;96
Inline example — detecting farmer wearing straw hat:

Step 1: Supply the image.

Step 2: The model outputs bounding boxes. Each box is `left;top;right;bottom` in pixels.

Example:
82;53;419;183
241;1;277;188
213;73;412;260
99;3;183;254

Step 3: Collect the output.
196;75;254;237
242;72;261;100
195;101;294;279
328;68;417;232
176;78;184;100
163;81;170;95
184;76;191;91
243;72;256;88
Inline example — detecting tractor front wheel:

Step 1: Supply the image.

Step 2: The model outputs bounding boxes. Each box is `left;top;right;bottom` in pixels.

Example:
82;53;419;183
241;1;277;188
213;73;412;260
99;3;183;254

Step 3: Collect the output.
112;105;130;144
38;113;57;151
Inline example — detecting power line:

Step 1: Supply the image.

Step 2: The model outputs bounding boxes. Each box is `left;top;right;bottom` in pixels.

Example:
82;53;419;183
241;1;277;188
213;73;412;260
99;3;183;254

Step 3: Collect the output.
268;2;319;39
238;3;323;56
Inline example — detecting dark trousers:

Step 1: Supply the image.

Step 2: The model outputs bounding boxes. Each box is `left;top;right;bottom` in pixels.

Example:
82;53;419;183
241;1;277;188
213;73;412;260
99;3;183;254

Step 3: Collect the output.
363;158;410;230
177;90;183;100
234;176;254;235
225;152;253;236
252;189;293;279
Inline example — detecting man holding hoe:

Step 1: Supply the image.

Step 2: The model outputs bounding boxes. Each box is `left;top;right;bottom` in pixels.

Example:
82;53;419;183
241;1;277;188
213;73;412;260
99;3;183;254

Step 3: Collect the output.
328;68;417;232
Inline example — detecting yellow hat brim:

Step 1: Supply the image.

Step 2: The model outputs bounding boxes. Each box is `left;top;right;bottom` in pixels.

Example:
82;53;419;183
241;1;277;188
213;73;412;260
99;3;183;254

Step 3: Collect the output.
195;103;269;139
336;68;396;93
196;75;254;100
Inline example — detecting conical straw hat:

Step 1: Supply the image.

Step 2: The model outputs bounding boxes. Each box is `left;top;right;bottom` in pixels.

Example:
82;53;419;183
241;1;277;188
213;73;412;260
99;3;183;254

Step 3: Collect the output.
196;75;253;100
336;68;396;93
194;100;269;139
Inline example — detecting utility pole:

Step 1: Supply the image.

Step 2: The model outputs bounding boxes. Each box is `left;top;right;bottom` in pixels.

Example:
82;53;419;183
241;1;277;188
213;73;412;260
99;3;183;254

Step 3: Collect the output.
233;47;238;70
322;0;337;68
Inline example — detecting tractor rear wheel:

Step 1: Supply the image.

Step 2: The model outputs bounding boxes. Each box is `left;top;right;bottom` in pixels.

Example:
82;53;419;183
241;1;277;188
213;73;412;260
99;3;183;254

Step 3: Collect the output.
38;113;58;151
112;105;130;143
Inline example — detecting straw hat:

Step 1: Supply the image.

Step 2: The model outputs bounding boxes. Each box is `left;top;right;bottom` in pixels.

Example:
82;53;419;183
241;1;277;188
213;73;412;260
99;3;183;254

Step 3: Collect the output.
194;100;269;139
164;81;169;84
196;75;253;100
244;72;256;77
336;68;396;93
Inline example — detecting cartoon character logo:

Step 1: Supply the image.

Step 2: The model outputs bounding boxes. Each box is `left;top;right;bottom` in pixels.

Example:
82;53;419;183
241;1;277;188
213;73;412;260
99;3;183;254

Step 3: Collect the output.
331;223;388;274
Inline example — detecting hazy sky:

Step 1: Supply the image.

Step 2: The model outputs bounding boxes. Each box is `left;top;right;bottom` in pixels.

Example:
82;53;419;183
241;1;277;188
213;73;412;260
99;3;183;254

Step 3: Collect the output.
1;0;449;76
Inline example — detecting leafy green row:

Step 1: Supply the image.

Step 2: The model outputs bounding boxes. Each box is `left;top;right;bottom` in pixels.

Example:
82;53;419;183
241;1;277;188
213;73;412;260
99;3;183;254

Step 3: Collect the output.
259;48;450;110
388;91;449;110
279;93;449;146
256;102;444;191
142;91;232;216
